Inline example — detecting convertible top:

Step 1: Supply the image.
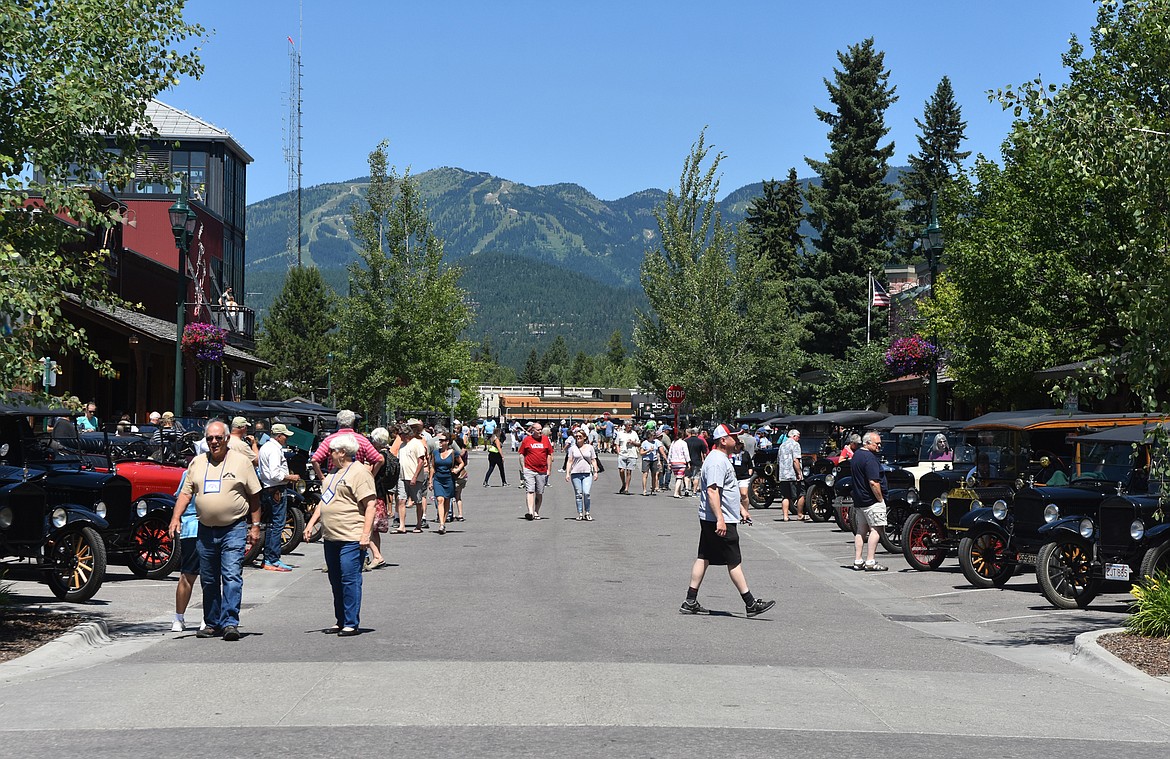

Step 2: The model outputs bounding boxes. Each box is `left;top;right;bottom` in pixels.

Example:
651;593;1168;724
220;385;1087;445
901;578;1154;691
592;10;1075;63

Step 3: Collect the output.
964;409;1152;431
785;410;889;428
869;414;942;431
1074;422;1170;445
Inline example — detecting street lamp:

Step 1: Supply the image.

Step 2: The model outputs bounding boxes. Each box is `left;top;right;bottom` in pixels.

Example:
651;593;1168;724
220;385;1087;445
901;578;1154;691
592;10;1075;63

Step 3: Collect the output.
920;190;944;418
169;191;197;416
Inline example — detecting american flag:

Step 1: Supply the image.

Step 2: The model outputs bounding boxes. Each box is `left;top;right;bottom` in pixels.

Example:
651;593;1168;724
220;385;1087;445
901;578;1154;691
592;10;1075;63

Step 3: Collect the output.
872;277;890;307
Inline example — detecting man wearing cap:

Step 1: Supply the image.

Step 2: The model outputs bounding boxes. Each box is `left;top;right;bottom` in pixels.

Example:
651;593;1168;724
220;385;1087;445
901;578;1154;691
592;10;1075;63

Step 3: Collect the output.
228;417;260;465
258;424;300;572
518;421;554;519
169;420;263;641
680;423;775;618
615;420;640;495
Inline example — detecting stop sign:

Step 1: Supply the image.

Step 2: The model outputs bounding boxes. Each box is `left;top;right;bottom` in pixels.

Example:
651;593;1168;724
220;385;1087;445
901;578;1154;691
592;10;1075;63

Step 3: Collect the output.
666;385;685;405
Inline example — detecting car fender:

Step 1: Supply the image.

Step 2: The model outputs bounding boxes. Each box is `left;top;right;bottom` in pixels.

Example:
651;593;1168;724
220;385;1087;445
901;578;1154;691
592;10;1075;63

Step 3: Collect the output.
46;504;109;532
134;492;176;516
1037;515;1085;541
1141;521;1170;546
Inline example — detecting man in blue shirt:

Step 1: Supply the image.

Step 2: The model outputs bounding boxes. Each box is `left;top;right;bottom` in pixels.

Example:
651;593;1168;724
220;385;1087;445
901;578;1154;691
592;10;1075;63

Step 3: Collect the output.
849;431;889;571
680;423;775;617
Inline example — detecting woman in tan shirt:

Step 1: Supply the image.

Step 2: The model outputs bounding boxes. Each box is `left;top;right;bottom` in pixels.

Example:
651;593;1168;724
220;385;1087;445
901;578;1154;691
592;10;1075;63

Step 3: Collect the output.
303;433;376;636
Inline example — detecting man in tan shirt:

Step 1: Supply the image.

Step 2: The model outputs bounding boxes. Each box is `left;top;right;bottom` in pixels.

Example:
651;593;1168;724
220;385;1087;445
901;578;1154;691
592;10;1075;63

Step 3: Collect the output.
228;416;259;464
169;420;262;641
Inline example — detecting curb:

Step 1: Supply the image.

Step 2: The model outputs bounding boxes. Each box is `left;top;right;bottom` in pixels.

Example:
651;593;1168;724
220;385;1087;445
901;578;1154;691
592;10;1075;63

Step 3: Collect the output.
1072;627;1170;688
0;619;111;672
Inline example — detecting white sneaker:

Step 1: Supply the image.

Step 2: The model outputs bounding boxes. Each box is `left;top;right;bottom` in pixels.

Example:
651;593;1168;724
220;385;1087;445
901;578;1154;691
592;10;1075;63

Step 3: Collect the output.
171;619;185;632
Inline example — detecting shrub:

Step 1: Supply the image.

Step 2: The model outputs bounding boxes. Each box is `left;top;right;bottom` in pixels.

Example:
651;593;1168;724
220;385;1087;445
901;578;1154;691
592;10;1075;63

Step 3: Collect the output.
1125;570;1170;638
0;569;11;610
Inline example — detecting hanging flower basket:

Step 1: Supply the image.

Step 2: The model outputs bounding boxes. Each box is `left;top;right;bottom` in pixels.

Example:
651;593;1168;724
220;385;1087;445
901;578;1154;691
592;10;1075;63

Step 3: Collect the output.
182;322;227;364
885;335;939;377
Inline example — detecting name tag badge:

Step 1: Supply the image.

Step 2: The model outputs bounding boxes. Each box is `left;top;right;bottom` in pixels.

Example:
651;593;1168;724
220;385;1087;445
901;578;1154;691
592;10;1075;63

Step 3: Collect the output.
204;480;222;494
321;487;335;504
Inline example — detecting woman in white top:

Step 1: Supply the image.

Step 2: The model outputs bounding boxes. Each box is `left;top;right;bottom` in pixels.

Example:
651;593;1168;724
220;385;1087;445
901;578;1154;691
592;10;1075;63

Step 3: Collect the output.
565;429;599;520
668;436;691;498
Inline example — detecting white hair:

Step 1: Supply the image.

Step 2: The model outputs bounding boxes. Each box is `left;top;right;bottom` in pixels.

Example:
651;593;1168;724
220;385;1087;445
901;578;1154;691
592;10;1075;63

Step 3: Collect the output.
370;427;390;447
337;409;356;428
787;429;800;439
204;420;227;437
329;433;359;458
862;431;881;446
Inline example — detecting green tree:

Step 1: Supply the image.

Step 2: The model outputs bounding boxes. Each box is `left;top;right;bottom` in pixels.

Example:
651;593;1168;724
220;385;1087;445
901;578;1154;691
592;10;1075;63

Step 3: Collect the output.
744;168;804;280
897;75;970;255
605;329;626;368
541;335;570;384
0;0;203;393
1002;0;1170;412
634;130;757;417
254;266;337;400
335;142;475;421
519;348;541;384
569;351;593;385
801;38;900;358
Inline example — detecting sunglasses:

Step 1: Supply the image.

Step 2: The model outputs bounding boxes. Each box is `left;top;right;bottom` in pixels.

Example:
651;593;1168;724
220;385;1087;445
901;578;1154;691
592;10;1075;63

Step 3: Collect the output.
205;435;225;441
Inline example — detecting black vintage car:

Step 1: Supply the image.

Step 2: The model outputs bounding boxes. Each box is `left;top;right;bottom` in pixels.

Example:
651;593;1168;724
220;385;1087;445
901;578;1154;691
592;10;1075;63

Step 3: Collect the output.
1033;423;1170;609
0;405;143;592
955;423;1150;588
0;399;114;602
897;410;1151;572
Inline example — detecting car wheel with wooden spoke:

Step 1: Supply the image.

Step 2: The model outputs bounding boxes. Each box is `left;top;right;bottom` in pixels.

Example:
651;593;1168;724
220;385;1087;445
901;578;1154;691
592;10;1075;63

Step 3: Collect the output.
282;506;305;555
44;525;107;602
1037;539;1099;609
807;485;833;523
748;475;774;509
834;500;853;532
901;513;947;570
959;532;1012;588
127;513;180;580
879;505;909;554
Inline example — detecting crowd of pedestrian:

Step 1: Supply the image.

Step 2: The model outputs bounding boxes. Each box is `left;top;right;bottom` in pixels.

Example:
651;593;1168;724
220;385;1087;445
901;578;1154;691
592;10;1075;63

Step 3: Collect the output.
166;408;904;638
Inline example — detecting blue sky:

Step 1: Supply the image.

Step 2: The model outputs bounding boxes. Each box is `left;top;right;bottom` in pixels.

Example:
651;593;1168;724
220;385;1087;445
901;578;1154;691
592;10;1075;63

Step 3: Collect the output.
168;0;1101;204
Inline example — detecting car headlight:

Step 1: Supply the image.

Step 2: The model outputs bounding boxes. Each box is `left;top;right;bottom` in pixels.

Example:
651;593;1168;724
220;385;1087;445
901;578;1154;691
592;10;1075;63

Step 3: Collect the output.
1044;504;1060;524
296;479;307;495
94;500;107;519
824;474;835;488
51;508;67;528
136;500;148;518
0;506;13;529
971;499;984;511
931;498;944;516
992;500;1009;520
940;493;949;506
1131;519;1145;541
905;488;919;506
1079;518;1094;539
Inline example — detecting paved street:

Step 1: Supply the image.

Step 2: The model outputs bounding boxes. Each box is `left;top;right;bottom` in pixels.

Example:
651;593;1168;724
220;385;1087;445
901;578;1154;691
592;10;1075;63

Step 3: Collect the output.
4;450;1170;758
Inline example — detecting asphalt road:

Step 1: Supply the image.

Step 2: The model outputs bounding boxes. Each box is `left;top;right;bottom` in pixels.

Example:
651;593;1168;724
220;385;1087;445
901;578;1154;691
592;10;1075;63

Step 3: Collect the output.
3;450;1170;759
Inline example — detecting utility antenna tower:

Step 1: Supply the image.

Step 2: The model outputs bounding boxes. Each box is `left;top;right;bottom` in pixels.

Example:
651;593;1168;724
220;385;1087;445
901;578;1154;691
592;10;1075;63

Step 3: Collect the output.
283;6;303;267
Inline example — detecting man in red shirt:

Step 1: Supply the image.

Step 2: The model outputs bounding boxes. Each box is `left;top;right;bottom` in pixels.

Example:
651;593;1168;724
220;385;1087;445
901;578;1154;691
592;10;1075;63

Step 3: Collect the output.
518;421;554;520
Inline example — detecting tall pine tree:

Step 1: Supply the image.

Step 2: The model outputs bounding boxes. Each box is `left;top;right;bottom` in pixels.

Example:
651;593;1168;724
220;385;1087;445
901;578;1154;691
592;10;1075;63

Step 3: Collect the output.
255;266;337;399
801;38;900;359
897;75;970;255
744;168;804;280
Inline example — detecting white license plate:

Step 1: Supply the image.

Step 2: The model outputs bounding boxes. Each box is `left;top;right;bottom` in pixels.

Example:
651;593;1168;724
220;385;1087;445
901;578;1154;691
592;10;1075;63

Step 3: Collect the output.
1105;563;1132;581
1016;553;1037;565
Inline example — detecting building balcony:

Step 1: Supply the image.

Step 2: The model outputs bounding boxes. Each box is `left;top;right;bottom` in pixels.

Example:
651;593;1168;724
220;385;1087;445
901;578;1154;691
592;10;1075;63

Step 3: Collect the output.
190;303;256;351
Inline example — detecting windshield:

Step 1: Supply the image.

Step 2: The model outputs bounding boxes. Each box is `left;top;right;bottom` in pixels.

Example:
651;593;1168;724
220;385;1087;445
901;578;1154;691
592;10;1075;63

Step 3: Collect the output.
1076;441;1138;483
880;432;923;463
920;430;965;463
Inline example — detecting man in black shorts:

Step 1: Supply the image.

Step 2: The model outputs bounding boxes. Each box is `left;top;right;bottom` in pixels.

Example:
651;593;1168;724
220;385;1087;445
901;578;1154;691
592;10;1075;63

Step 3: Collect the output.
680;423;775;617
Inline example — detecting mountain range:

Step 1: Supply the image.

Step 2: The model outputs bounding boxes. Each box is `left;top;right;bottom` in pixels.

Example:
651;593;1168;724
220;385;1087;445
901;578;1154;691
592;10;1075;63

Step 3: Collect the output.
243;167;854;368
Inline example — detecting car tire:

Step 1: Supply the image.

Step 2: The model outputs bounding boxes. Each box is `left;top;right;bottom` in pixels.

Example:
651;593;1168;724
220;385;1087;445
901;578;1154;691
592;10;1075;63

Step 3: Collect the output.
806;484;833;523
1139;541;1170;581
901;513;947;570
44;525;107;602
834;499;853;532
127;512;181;580
878;505;908;554
958;532;1012;588
282;506;306;555
747;475;774;509
242;527;264;566
1037;538;1100;610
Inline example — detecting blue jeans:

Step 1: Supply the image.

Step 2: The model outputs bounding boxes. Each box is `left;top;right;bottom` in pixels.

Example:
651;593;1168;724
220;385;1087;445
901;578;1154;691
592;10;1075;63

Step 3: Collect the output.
261;487;288;565
323;540;364;629
197;521;246;629
571;473;593;514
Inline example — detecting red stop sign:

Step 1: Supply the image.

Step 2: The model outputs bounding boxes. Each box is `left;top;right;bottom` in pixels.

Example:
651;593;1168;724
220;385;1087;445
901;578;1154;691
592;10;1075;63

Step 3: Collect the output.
666;385;685;405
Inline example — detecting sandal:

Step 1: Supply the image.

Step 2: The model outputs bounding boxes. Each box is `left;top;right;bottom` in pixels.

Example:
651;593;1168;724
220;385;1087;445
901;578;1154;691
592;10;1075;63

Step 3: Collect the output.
412;527;423;533
393;528;407;534
455;516;465;522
